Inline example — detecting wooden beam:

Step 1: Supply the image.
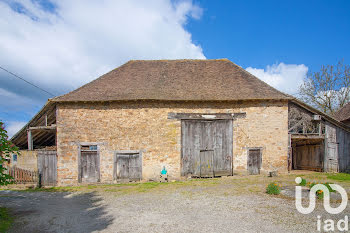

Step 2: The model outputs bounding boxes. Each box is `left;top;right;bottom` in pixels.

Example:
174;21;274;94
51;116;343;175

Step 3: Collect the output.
168;112;246;120
29;125;56;131
27;129;33;150
291;134;324;140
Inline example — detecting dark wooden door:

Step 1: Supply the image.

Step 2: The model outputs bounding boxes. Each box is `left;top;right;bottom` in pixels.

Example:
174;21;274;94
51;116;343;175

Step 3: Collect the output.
200;150;214;177
247;149;261;175
181;120;233;177
37;150;57;186
81;151;99;183
114;152;142;181
294;144;324;171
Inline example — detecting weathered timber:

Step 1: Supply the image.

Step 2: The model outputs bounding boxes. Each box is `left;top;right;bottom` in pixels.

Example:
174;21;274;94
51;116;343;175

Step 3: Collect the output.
37;150;57;186
168;112;246;120
247;148;262;175
29;125;56;130
181;120;233;177
114;151;142;181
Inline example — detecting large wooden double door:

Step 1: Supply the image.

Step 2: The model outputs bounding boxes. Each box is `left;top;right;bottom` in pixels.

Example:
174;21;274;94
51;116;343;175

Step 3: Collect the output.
181;120;233;177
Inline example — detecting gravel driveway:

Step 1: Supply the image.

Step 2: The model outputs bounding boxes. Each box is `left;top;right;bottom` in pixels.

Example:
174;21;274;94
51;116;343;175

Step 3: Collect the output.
0;176;348;233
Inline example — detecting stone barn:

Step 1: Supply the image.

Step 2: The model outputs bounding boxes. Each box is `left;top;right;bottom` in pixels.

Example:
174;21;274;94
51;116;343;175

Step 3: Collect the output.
11;59;350;186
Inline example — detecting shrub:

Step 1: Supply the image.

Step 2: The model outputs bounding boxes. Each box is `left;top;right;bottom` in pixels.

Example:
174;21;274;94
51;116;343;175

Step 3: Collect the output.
0;121;19;185
323;182;335;193
316;190;324;199
299;178;307;186
308;182;335;199
266;182;281;195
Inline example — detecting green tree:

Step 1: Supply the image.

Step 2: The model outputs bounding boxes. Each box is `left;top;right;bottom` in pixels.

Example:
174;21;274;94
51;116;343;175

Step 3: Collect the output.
298;60;350;114
0;121;18;185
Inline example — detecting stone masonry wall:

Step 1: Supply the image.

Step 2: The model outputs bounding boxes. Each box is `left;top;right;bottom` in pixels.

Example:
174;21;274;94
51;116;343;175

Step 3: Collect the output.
56;100;289;185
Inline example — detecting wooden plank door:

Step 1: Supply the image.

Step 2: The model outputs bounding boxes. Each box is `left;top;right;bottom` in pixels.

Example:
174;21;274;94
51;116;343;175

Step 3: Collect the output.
213;120;233;176
200;150;214;177
247;149;261;175
114;152;142;181
327;142;339;172
116;154;130;179
81;151;99;183
325;124;339;172
181;120;233;177
181;120;204;177
129;153;142;180
37;150;57;186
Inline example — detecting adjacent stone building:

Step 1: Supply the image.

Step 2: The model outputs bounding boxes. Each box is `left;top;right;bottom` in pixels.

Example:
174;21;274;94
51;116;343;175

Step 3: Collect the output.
11;59;350;186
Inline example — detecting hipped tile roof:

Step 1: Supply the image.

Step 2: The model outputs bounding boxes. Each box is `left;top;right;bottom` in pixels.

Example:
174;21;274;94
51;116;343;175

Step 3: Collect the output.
53;59;291;102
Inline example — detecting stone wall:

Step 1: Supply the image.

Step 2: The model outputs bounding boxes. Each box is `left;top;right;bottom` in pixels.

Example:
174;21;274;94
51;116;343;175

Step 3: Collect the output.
10;150;38;171
56;100;289;185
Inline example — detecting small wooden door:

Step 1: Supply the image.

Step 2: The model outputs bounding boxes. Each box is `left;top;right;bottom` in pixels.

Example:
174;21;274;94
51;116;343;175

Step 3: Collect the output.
326;142;339;172
37;150;57;186
81;151;99;183
247;149;261;175
116;154;129;179
200;150;214;177
114;152;142;181
325;124;339;172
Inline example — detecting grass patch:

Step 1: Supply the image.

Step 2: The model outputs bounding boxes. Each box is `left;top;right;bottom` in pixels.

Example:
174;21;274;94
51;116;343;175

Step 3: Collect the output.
327;173;350;181
5;172;348;197
0;207;13;232
20;186;85;192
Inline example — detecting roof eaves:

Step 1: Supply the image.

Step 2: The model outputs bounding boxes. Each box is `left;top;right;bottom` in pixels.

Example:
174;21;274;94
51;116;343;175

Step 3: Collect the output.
10;100;55;142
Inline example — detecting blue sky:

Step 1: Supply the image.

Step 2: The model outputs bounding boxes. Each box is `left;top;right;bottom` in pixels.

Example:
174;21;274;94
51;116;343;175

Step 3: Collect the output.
187;0;350;70
0;0;349;136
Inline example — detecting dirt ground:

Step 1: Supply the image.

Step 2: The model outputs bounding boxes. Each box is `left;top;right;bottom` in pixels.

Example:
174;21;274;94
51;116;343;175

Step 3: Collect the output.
1;172;350;233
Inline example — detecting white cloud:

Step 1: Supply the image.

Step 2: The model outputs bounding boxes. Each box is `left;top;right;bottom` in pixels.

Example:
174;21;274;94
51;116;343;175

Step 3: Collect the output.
0;0;205;98
5;121;27;138
0;0;205;137
246;63;308;95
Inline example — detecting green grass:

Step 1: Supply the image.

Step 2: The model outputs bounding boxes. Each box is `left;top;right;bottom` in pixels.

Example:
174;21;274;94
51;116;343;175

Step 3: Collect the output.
14;179;221;194
0;207;13;233
17;181;176;193
327;173;350;181
4;172;350;197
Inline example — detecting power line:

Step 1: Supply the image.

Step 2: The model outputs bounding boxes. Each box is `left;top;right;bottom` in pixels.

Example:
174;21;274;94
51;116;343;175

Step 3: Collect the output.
0;65;55;97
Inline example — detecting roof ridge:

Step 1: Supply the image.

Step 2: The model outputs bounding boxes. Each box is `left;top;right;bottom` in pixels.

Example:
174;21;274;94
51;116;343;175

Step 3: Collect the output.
127;58;228;62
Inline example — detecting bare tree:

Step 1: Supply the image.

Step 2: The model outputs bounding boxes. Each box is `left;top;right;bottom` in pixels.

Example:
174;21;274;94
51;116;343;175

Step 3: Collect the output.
298;60;350;114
